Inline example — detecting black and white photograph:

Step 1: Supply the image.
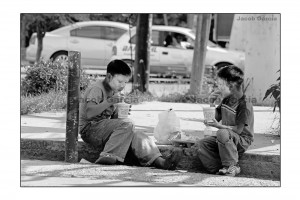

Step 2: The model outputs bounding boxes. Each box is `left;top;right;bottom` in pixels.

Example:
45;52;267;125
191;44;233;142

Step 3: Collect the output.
20;13;281;187
1;0;298;198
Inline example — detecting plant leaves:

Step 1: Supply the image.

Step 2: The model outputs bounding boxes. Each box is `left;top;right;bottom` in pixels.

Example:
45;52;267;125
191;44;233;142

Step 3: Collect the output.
263;87;274;100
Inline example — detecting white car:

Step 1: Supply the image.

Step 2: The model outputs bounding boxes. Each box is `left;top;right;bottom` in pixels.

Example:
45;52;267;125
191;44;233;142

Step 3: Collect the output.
110;25;245;77
26;21;130;69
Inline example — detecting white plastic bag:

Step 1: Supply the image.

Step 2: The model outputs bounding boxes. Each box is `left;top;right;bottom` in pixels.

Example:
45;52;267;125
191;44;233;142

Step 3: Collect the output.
154;109;181;144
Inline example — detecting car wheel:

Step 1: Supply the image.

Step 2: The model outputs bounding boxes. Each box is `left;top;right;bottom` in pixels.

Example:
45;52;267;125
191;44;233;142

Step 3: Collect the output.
215;62;233;70
52;51;68;67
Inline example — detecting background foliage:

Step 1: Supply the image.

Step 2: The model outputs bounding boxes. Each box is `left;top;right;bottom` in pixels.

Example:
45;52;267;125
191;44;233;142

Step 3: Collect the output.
21;60;93;96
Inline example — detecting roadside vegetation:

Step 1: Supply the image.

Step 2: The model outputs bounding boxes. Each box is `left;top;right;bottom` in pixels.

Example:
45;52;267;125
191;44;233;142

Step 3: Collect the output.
263;69;281;136
21;60;94;115
21;61;278;118
20;61;217;115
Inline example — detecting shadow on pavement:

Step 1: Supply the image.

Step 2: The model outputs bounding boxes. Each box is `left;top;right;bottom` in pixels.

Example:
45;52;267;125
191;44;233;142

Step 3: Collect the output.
21;161;210;186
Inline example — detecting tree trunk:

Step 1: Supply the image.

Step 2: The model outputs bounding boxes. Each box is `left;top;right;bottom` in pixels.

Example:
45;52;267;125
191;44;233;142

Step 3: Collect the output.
36;20;45;62
20;14;27;61
189;14;211;95
163;14;168;26
133;14;152;93
187;14;195;29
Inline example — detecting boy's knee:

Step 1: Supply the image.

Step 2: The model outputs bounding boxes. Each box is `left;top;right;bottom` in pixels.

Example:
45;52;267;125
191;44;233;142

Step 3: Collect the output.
216;129;230;143
133;131;147;141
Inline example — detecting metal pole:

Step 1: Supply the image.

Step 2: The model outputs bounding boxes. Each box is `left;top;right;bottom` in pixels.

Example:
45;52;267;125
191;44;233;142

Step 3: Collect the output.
65;51;81;163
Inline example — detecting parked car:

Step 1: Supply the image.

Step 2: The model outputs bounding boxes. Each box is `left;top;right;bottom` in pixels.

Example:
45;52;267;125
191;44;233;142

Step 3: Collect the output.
110;25;245;77
26;21;130;69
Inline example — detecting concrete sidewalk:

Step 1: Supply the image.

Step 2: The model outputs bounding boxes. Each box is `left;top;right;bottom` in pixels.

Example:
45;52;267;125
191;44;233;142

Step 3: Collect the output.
21;159;280;186
21;101;280;153
21;101;280;180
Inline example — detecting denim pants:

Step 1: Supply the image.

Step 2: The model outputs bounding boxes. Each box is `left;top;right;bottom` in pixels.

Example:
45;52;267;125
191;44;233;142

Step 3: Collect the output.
80;118;162;166
196;129;251;174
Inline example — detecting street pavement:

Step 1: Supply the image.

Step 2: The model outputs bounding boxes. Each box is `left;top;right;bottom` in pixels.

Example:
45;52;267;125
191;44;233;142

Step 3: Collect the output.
21;159;280;186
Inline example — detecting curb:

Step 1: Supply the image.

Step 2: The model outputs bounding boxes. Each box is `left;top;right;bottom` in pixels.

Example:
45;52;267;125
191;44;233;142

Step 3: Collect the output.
21;138;280;180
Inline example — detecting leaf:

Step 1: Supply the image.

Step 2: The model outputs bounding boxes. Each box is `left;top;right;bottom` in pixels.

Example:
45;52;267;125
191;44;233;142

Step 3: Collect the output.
263;88;273;101
272;90;280;99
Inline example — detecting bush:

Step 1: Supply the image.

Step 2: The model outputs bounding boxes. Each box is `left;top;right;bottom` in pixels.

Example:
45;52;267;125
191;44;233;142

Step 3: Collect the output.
21;59;94;96
21;60;67;96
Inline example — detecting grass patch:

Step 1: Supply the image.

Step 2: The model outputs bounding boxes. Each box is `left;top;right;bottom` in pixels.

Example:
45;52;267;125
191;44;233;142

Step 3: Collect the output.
21;90;67;115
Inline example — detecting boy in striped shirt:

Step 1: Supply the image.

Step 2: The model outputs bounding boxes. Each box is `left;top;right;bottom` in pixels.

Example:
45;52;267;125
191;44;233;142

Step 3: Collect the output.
197;65;254;176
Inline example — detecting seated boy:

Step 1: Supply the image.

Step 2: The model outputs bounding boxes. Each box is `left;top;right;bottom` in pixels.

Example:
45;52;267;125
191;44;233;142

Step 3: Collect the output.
197;65;254;176
79;59;182;170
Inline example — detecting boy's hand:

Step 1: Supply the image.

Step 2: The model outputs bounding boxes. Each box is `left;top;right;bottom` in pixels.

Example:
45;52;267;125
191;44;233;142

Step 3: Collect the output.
205;119;221;129
209;90;222;104
103;105;116;116
107;93;125;105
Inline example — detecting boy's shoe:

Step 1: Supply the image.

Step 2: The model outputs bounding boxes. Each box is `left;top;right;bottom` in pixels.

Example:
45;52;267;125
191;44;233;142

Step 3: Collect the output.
216;165;241;177
216;167;229;175
95;155;117;165
225;165;241;177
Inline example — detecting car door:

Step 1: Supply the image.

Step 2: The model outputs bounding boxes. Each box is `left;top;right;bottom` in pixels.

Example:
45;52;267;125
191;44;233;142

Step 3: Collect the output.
154;30;187;76
125;31;160;73
184;36;195;75
68;26;105;69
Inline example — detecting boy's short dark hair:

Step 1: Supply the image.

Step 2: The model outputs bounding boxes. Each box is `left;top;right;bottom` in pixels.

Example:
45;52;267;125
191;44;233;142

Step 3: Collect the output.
107;60;132;77
217;65;244;87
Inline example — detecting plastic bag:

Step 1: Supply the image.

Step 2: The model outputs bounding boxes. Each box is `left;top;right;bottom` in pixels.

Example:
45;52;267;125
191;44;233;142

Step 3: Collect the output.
154;109;181;144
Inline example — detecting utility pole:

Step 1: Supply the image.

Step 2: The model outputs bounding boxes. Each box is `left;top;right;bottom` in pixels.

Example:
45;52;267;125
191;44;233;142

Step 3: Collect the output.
133;14;152;93
189;14;211;95
65;51;81;163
